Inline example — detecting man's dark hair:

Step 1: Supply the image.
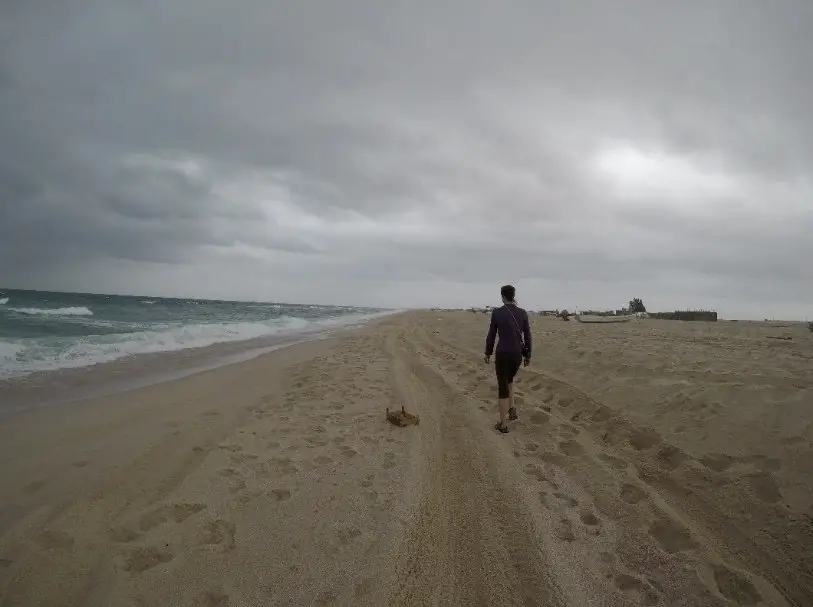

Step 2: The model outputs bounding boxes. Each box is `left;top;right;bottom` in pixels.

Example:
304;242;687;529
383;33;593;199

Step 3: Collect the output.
500;284;516;302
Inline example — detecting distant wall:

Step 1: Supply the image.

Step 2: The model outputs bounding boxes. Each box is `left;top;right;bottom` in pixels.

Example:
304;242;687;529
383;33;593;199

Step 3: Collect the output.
649;310;718;322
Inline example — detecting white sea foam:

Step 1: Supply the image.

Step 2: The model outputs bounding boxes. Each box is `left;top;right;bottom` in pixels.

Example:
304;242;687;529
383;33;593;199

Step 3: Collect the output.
0;298;9;305
9;306;93;316
0;310;395;379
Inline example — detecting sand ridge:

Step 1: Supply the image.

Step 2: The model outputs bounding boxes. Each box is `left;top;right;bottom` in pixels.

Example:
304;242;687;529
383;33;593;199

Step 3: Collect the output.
0;311;811;605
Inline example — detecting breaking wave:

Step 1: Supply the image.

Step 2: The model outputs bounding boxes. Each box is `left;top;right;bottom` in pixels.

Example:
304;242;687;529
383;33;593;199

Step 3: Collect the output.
0;311;393;379
8;306;94;316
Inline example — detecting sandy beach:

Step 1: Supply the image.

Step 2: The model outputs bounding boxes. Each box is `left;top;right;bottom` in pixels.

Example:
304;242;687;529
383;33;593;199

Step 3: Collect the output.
0;311;811;606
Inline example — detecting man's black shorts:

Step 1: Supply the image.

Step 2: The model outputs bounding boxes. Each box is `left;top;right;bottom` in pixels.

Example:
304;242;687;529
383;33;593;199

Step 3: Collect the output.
495;351;522;398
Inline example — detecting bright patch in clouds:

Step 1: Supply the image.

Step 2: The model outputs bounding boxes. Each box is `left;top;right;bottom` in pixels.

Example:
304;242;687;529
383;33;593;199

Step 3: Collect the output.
594;144;741;202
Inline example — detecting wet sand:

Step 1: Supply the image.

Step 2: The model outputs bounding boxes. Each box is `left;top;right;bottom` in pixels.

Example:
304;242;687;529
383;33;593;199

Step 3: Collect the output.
0;311;811;606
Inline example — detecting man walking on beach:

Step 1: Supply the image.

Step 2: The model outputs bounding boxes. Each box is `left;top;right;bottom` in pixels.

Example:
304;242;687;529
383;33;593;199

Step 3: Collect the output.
484;285;532;433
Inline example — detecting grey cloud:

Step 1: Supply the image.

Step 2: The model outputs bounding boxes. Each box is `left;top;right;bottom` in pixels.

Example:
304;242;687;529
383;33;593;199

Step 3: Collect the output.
1;0;812;317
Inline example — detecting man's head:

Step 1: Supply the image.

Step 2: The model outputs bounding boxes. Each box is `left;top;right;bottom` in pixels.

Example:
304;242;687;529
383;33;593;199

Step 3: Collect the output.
500;284;516;303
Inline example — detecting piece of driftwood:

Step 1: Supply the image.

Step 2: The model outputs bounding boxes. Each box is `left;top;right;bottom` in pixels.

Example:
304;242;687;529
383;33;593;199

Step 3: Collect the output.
386;406;420;427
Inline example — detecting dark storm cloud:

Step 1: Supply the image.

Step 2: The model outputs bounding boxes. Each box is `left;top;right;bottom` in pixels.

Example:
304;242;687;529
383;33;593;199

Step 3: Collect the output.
1;0;812;316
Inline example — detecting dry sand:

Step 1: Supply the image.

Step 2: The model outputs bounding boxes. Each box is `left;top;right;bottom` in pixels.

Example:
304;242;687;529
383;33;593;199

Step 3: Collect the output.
0;311;811;606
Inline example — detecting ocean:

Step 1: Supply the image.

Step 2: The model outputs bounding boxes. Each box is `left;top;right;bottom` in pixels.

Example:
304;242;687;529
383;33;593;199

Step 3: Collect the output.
0;289;391;380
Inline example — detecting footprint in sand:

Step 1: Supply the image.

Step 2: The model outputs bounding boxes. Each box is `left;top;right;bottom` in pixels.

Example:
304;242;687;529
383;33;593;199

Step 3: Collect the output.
272;488;292;501
230;453;259;464
122;546;174;572
598;453;628;470
713;565;762;605
655;445;688;471
218;444;243;453
192;590;230;607
339;445;358;458
554;517;576;542
580;512;600;526
336;526;362;545
628;429;662;451
529;411;549;425
746;471;782;503
614;573;643;594
108;527;141;543
523;463;548;482
382;452;396;469
619;483;646;505
614;574;659;605
316;590;339;606
648;518;695;553
270;457;299;476
354;578;374;598
558;440;584;457
699;453;735;472
139;502;207;531
24;480;46;494
749;455;782;472
553;492;579;508
34;530;74;550
229;479;247;495
361;473;375;488
201;519;236;551
557;396;574;408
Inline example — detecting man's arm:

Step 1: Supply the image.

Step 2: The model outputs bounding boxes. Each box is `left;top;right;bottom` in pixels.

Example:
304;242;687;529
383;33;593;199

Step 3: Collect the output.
485;309;498;356
523;311;532;359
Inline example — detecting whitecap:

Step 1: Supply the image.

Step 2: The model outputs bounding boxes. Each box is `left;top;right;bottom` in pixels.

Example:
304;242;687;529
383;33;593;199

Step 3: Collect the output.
8;306;93;316
0;310;397;379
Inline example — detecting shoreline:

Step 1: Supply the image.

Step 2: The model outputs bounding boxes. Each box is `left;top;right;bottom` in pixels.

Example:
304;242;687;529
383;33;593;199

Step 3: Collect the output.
0;311;402;416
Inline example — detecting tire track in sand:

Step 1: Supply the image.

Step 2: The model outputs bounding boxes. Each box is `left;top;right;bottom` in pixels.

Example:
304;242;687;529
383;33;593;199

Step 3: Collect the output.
381;322;577;606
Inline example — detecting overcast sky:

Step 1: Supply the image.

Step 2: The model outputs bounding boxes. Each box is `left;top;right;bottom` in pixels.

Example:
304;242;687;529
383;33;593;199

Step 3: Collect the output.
1;1;811;318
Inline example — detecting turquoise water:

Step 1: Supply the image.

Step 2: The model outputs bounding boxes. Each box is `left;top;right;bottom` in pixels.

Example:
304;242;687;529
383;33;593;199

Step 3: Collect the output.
0;289;390;378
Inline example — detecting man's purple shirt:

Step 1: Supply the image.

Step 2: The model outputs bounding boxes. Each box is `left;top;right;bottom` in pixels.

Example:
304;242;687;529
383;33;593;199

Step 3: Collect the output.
485;304;532;357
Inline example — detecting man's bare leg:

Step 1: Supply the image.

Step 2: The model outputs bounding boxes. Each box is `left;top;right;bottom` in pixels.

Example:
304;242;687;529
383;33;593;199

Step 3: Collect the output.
498;396;510;427
508;383;518;420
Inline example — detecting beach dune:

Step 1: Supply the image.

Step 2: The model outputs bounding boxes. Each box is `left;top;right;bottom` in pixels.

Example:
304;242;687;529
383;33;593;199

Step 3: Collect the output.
0;311;811;606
